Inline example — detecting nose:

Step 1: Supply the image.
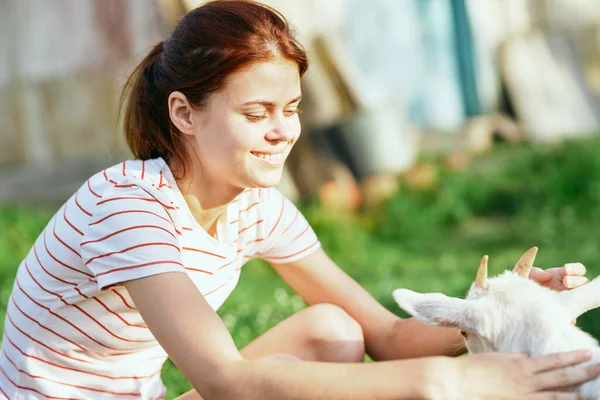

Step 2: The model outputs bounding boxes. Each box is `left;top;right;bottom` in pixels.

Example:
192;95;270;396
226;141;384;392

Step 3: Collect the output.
266;115;296;142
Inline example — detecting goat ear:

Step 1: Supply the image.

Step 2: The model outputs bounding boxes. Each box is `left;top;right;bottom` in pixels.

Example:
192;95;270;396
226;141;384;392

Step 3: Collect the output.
392;289;481;330
559;275;600;320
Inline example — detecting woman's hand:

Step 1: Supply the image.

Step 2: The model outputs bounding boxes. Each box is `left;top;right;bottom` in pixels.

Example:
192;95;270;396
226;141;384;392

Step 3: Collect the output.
444;350;600;400
529;263;589;291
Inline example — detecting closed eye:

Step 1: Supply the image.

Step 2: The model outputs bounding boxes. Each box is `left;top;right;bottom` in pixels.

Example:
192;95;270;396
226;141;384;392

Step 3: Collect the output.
284;108;302;117
245;108;302;123
245;113;267;122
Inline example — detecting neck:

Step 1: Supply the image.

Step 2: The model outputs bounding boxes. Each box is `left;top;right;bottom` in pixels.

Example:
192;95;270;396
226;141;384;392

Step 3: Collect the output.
173;162;245;233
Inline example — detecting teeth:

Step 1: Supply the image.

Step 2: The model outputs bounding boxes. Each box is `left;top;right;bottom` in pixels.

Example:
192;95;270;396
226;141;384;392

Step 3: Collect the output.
254;153;282;161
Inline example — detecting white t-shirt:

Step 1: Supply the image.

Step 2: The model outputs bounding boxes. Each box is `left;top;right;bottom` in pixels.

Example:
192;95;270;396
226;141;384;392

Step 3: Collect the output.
0;157;321;399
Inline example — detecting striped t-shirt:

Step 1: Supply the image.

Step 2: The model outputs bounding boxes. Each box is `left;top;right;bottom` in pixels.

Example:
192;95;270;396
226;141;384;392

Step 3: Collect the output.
0;157;321;399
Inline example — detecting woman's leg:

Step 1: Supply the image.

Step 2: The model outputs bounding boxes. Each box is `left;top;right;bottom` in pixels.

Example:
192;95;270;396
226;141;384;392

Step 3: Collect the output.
174;303;365;399
240;303;365;363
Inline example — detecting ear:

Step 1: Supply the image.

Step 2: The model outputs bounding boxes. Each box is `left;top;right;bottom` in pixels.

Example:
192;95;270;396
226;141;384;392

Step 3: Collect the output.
559;275;600;320
168;91;196;136
392;289;482;331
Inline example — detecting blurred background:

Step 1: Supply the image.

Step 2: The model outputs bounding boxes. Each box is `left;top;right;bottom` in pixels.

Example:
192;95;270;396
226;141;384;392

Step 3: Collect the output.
1;0;600;398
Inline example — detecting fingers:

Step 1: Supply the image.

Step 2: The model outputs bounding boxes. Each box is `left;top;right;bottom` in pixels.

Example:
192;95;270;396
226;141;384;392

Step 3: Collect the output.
564;263;586;277
530;267;553;283
533;362;600;392
564;276;589;289
530;350;593;373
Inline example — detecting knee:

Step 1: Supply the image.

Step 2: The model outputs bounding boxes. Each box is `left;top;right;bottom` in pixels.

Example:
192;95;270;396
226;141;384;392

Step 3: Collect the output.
304;304;365;362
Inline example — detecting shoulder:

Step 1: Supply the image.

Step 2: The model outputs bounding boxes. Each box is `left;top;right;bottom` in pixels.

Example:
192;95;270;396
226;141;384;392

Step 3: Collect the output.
85;158;174;200
80;158;187;232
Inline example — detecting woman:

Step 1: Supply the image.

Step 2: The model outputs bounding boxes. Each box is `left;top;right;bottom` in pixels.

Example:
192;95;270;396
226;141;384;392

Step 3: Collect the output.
0;1;597;399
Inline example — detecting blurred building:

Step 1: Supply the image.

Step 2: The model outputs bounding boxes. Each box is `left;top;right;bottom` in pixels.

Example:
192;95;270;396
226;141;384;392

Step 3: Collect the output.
0;0;599;206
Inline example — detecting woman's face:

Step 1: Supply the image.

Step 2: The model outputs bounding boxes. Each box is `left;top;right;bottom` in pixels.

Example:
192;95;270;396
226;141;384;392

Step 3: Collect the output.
174;58;302;192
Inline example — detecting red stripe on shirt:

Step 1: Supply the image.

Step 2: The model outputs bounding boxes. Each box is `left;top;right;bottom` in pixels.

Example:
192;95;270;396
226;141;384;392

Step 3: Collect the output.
111;289;137;310
87;180;101;198
182;247;226;259
269;195;286;237
3;352;142;396
239;220;263;234
281;209;300;235
218;260;235;270
89;296;147;328
6;312;91;364
184;266;213;275
52;218;80;257
81;225;176;246
240;201;260;213
85;242;180;266
89;209;172;227
63;203;83;236
65;302;155;344
33;244;78;286
266;239;319;261
245;238;264;245
0;382;8;398
21;263;149;349
75;191;92;217
293;224;310;242
95;260;184;278
103;170;118;185
16;272;121;351
3;332;160;380
203;280;230;296
0;363;79;400
97;196;176;210
11;297;87;352
43;231;93;277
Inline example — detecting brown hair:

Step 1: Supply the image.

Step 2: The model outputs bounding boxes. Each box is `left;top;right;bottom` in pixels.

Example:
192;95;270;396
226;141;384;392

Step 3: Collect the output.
120;0;309;178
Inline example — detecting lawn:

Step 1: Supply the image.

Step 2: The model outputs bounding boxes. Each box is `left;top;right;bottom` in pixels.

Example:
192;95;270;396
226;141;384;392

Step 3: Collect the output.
1;137;600;398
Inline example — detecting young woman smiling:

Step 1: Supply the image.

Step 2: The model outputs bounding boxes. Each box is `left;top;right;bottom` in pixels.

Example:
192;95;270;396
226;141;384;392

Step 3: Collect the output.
0;1;597;399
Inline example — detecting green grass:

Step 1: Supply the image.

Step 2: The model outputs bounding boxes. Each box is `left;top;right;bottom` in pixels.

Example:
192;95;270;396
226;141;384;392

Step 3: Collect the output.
2;136;600;398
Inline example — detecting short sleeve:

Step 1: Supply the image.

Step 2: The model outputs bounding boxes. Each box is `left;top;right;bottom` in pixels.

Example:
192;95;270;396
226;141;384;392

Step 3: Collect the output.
80;184;185;290
257;188;321;264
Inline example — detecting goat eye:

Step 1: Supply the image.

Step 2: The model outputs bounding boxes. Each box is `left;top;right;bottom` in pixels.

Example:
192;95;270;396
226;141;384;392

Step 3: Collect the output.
460;330;468;338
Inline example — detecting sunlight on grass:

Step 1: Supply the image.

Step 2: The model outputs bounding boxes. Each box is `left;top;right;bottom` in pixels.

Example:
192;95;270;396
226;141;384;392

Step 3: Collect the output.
1;137;600;398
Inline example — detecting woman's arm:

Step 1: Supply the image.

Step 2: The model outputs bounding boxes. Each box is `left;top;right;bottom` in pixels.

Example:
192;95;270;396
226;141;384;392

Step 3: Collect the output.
270;248;466;361
124;270;599;399
124;271;444;399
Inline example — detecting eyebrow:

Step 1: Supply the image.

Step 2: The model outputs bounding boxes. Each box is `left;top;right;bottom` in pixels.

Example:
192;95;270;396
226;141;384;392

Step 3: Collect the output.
240;94;303;108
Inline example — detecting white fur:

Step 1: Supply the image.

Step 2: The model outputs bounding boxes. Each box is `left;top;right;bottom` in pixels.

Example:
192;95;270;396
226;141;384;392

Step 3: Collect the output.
393;269;600;398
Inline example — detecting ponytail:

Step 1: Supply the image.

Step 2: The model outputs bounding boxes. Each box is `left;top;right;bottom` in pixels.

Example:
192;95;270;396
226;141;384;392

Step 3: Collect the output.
119;41;189;178
118;0;309;181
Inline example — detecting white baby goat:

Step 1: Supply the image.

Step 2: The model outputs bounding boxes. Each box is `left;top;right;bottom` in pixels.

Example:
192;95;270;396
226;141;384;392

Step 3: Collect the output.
393;247;600;398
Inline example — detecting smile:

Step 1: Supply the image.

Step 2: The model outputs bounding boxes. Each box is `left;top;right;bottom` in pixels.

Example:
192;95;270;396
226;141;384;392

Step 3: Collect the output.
251;151;285;167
